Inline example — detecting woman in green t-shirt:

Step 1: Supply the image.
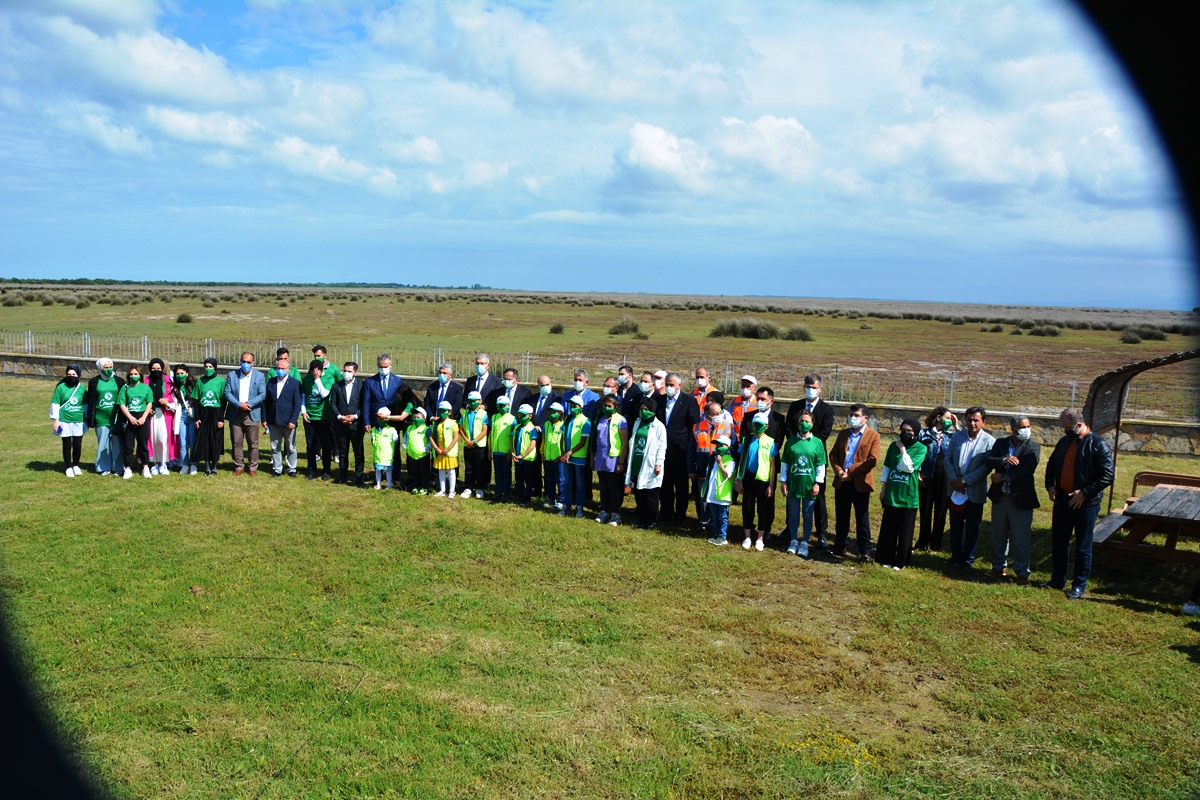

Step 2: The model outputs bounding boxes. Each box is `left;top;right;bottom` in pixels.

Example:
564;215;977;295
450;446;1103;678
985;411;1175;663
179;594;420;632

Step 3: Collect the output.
876;418;928;570
191;357;228;475
117;366;155;479
50;364;87;477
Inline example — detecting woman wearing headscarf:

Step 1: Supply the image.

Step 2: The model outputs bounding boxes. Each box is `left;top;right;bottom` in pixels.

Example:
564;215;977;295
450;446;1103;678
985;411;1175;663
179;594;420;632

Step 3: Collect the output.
172;364;198;474
145;358;177;476
117;364;154;479
191;357;228;475
85;357;125;476
50;363;87;477
875;418;928;570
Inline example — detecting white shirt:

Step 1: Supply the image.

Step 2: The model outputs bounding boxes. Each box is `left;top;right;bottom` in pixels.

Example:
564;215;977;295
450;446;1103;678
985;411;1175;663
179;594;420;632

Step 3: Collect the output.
238;372;251;404
275;375;288;398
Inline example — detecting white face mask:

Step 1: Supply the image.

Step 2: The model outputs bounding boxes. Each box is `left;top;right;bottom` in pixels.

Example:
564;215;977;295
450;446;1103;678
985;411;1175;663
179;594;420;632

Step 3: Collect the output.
344;373;355;383
1073;423;1086;436
1016;427;1032;441
640;382;652;394
573;380;585;392
805;387;819;400
665;386;678;398
602;386;614;396
848;415;865;429
538;385;551;396
378;366;390;377
756;400;769;412
696;377;708;388
617;373;629;385
503;379;515;389
654;378;665;389
741;387;753;399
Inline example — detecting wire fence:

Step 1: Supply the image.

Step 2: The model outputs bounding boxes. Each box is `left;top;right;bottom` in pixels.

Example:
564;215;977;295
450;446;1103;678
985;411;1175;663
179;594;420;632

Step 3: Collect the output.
2;329;1196;422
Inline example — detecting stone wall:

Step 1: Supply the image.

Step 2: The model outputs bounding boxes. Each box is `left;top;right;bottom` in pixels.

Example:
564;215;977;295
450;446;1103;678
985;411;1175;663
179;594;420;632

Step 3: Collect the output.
6;352;1198;457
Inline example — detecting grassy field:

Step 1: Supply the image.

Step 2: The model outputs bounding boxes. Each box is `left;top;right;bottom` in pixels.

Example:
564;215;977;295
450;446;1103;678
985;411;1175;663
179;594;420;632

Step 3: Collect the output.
3;374;1199;799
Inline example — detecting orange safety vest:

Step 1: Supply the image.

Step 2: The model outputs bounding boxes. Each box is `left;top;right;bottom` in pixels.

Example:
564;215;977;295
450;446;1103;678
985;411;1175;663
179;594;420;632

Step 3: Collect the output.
693;415;734;453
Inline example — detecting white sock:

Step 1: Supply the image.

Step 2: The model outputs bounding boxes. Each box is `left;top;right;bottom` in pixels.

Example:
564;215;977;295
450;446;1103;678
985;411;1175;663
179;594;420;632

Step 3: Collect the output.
447;470;457;495
438;471;447;493
385;468;393;489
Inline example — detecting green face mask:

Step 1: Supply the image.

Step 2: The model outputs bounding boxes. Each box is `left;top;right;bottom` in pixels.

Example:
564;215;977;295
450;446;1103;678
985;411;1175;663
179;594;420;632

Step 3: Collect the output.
549;413;561;421
129;374;141;383
205;368;215;377
941;418;953;430
176;373;188;382
101;368;113;379
799;421;813;433
716;446;729;456
438;411;449;419
603;406;616;416
753;423;767;435
468;401;480;410
640;410;654;422
517;414;529;423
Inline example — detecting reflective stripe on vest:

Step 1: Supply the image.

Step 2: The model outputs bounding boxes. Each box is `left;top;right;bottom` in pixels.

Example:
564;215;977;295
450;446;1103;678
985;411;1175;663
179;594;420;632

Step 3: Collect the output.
405;423;429;458
489;413;514;453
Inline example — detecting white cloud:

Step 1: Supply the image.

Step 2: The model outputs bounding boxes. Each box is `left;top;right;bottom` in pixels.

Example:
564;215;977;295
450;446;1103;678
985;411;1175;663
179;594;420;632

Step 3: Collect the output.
387;135;442;165
6;0;160;34
614;122;711;192
715;115;819;180
272;135;396;191
73;111;150;154
146;107;257;148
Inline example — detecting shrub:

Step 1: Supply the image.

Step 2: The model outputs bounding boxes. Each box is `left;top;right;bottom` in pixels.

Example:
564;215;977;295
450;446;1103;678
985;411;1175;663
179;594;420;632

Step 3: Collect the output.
633;332;650;341
784;323;814;342
2;296;24;307
950;316;965;325
861;323;874;330
549;322;565;334
1009;327;1023;335
1120;328;1143;344
709;317;784;340
176;312;193;323
1131;325;1167;341
75;299;90;309
1016;318;1036;330
1028;325;1061;337
608;316;641;335
988;324;1004;333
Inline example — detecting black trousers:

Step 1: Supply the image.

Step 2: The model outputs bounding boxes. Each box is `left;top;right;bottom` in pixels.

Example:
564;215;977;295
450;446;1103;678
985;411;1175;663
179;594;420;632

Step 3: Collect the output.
598;469;625;515
740;475;775;533
464;446;490;492
916;468;949;550
813;480;829;537
407;455;430;490
876;505;917;567
333;423;365;480
635;487;660;527
659;445;690;522
122;423;150;469
60;435;83;469
304;418;332;474
834;483;873;556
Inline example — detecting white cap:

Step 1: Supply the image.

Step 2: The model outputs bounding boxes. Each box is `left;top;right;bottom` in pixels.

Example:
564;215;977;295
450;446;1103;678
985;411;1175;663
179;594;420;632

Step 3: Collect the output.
467;390;482;401
713;434;731;447
497;395;511;405
740;375;757;385
753;411;769;426
377;407;391;417
438;400;452;411
549;402;564;411
654;369;667;379
517;403;534;414
569;394;584;406
414;407;427;417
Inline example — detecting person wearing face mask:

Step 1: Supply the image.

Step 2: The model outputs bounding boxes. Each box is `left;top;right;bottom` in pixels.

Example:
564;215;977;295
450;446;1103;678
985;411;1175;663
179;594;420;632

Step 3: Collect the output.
625;397;667;531
616;365;639;414
364;354;407;432
404;407;431;495
463;353;503;414
655;372;701;528
1041;408;1113;600
145;358;177;477
784;374;835;547
117;366;154;479
311;345;342;383
539;402;566;511
423;363;464;423
558;395;592;518
191;357;227;475
691;395;734;536
875;419;928;570
511;404;540;505
915;406;958;551
329;361;367;485
431;400;461;497
371;407;400;490
735;411;780;551
85;357;125;476
459;390;491;499
943;406;996;570
592;395;628;526
703;434;737;546
223;351;266;476
984;415;1041;583
780;410;827;558
300;359;337;481
171;364;198;475
829;403;882;560
530;375;559;501
728;375;758;432
489;395;517;502
563;369;600;507
690;367;715;411
500;368;531;414
263;354;303;478
50;364;87;477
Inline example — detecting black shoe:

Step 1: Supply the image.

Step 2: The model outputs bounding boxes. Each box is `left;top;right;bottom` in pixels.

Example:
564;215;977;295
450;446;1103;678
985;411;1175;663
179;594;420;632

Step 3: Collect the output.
1066;586;1086;600
1037;580;1065;590
645;523;658;531
272;470;283;477
288;470;298;478
306;471;317;480
321;472;332;481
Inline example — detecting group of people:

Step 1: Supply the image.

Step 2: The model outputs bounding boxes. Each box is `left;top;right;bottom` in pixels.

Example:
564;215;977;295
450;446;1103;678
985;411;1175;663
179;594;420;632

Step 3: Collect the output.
51;348;1123;600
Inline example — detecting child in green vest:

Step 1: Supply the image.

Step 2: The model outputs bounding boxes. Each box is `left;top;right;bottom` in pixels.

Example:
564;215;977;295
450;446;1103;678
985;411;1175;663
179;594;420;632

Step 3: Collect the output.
404;407;431;495
736;411;779;552
489;395;516;501
704;434;736;546
371;406;400;489
540;402;566;510
460;390;490;499
511;404;539;504
781;410;828;558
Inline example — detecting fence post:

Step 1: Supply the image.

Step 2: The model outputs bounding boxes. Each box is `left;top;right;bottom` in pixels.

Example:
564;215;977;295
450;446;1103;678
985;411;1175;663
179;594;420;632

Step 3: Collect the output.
25;329;34;354
832;364;840;402
1070;380;1077;408
205;338;213;359
949;371;956;409
83;332;90;358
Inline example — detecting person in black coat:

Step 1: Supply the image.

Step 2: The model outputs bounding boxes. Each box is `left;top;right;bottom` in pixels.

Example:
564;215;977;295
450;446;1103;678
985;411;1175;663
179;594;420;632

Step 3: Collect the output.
783;374;836;544
529;374;559;500
1041;408;1115;599
656;372;700;526
330;361;367;485
984;415;1041;582
262;355;303;476
463;353;504;413
498;367;532;413
423;363;464;420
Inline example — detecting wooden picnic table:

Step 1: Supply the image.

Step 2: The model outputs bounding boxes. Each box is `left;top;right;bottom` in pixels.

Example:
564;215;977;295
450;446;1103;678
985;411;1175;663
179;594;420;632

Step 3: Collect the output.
1098;484;1200;564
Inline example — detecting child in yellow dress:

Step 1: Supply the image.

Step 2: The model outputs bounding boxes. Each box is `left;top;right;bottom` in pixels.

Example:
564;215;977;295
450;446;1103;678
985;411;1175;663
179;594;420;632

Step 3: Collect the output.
431;400;460;497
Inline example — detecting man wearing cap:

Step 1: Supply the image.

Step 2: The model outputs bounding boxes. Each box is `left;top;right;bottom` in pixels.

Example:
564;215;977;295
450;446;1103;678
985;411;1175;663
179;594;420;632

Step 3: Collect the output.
944;406;996;570
652;370;668;397
829;404;882;560
263;354;303;478
464;353;504;413
224;351;266;476
729;375;758;434
489;395;517;501
460;389;490;498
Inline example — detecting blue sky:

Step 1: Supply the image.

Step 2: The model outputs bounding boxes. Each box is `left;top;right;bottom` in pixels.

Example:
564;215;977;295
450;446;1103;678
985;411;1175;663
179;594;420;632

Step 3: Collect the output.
0;0;1194;308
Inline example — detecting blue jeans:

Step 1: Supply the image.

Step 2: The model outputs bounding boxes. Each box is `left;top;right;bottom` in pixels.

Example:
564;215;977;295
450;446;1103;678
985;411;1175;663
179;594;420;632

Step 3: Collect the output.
492;455;512;499
948;500;985;565
563;462;587;510
708;503;729;540
786;493;817;549
94;425;123;473
1050;499;1100;590
175;413;196;467
543;460;564;506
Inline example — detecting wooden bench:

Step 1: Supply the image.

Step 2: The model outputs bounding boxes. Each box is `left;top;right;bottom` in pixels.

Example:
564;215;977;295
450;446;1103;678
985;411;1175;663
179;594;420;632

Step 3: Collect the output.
1126;471;1200;507
1093;510;1132;545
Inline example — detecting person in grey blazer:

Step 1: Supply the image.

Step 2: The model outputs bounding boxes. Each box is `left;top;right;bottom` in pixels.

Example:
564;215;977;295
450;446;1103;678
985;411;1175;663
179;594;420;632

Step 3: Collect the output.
985;415;1041;582
943;406;996;568
224;351;267;475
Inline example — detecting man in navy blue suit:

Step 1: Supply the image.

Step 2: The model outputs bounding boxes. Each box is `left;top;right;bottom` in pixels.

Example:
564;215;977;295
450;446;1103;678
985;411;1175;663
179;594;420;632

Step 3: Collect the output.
363;354;406;423
529;374;559;501
463;353;504;413
262;354;303;476
423;363;464;420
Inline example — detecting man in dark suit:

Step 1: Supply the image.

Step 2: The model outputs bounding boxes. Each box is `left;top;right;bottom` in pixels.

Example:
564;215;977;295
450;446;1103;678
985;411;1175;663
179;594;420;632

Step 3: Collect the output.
528;374;559;501
656;372;700;526
498;367;532;413
463;353;504;413
739;386;786;446
262;354;302;477
423;363;464;420
362;353;407;427
984;415;1041;583
616;365;640;418
784;374;836;545
330;361;367;485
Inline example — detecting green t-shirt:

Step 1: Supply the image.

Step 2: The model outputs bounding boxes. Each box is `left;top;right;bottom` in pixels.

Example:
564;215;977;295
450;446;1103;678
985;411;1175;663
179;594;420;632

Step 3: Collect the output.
192;374;227;409
300;372;336;421
52;382;86;424
781;434;827;497
118;383;154;416
629;422;651;478
880;440;927;509
92;377;120;426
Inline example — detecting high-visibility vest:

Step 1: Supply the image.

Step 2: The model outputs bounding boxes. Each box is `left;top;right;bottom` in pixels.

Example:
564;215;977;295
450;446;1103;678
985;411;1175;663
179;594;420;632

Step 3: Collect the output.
737;434;775;482
694;416;733;453
489;412;515;454
690;386;712;411
460;408;487;443
709;454;734;502
405;422;429;458
565;413;588;456
514;422;538;461
541;419;565;461
434;419;459;458
604;412;625;457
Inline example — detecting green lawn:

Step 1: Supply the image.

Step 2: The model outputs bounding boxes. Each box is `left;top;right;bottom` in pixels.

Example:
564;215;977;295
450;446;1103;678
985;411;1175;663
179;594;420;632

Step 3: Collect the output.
2;375;1198;799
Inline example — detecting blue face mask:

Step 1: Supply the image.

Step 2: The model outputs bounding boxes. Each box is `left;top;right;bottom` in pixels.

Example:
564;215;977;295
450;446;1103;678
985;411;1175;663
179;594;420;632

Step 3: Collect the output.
476;364;487;376
240;362;253;374
438;373;449;385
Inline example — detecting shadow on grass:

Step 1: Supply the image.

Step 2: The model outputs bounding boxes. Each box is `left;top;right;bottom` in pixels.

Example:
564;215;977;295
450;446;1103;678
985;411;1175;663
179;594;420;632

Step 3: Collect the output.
25;461;61;473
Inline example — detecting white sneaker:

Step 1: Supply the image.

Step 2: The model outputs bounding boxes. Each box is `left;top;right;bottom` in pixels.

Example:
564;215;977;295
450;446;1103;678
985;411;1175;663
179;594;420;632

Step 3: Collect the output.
460;488;473;498
72;465;83;476
99;470;111;477
142;466;152;478
597;512;610;524
475;490;484;499
754;539;765;552
185;465;196;475
123;468;133;480
742;537;752;550
609;515;621;527
434;490;446;497
1184;601;1200;617
65;468;75;478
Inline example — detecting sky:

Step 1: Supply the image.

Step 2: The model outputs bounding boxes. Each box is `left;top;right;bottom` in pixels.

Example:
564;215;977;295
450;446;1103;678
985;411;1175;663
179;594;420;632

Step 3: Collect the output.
0;0;1195;309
